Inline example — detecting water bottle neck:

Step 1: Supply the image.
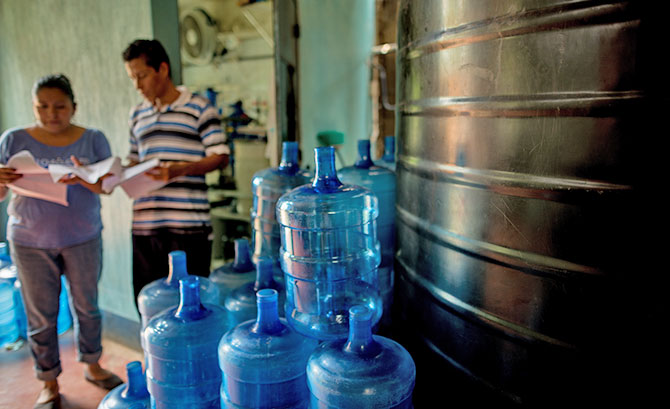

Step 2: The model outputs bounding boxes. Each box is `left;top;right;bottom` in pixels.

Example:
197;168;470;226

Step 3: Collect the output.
383;136;395;162
278;142;300;175
233;240;253;272
313;147;343;192
355;140;374;169
254;261;277;292
343;306;381;357
252;289;284;334
175;277;208;320
123;362;148;399
166;251;188;286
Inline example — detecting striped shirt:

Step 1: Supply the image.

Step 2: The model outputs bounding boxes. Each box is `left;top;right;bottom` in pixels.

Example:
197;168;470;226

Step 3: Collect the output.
128;86;229;234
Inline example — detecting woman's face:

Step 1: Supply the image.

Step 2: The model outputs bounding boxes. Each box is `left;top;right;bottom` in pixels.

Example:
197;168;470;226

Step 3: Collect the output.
33;87;75;134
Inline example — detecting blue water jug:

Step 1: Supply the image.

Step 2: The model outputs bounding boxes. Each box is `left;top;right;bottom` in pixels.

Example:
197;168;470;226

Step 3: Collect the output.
143;276;227;409
138;251;220;331
97;360;150;409
251;142;312;276
0;252;71;339
57;275;72;335
210;238;256;304
223;258;284;331
0;278;18;347
339;140;396;327
277;146;382;341
219;288;318;409
379;135;396;172
307;305;416;408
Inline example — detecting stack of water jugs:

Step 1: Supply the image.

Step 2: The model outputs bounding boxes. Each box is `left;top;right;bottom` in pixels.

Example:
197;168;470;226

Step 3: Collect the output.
104;141;413;408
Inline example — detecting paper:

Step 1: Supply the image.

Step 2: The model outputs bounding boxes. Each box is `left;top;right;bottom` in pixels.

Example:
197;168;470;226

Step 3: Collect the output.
101;158;167;198
6;151;68;206
48;156;122;185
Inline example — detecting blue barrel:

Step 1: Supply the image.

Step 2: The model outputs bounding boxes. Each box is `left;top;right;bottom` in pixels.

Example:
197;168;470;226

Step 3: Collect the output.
219;288;318;409
277;146;382;341
97;361;151;409
339;140;397;328
210;238;256;305
307;305;416;408
223;258;284;331
138;251;220;331
251;141;312;279
143;276;227;409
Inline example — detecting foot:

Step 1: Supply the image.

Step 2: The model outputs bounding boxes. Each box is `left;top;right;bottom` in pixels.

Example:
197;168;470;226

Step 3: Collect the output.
84;362;123;390
35;380;59;404
84;362;115;381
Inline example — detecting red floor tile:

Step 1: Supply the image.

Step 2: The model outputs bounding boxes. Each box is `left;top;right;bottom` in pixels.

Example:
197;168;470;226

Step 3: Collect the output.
0;331;143;409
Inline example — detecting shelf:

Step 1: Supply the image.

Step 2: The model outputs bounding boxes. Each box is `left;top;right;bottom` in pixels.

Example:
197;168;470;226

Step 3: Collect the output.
210;206;250;223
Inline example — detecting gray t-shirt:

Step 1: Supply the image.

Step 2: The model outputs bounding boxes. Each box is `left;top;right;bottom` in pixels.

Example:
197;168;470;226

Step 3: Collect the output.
0;127;111;248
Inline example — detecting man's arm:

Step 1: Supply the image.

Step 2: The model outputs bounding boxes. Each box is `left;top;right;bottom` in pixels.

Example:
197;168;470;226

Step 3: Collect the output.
144;153;229;182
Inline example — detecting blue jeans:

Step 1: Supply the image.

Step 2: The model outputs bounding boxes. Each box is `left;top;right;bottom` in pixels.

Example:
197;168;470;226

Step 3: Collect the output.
9;236;103;381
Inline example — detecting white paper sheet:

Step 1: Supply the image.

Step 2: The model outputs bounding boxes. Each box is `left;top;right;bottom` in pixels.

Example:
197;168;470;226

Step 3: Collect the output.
48;156;122;185
101;158;167;198
6;151;68;206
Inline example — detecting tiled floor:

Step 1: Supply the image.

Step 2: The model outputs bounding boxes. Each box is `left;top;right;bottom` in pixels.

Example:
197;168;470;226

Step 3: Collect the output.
0;331;143;409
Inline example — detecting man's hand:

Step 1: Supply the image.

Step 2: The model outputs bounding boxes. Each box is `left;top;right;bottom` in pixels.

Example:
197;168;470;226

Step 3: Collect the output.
144;161;191;182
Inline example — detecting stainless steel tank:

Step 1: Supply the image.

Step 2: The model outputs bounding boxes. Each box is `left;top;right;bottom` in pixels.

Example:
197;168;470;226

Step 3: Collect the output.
394;1;662;405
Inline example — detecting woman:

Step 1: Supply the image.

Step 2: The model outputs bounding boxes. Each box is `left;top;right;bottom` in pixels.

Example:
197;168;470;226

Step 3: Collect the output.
0;74;121;409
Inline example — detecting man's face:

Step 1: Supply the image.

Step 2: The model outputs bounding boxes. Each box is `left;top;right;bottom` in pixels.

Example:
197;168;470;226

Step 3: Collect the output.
125;56;168;104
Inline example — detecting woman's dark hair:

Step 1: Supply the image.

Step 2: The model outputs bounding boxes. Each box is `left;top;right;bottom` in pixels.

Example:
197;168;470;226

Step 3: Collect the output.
122;39;171;78
32;74;76;105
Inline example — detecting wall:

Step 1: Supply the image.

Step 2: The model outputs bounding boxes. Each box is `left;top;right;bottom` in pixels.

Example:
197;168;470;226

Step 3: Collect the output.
0;0;153;323
298;0;375;169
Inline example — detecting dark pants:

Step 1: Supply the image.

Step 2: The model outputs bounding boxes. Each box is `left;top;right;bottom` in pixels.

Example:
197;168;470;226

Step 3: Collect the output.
132;230;212;310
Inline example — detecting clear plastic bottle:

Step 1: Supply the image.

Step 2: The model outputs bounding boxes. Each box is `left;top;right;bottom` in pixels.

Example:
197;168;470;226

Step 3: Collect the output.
338;140;396;328
223;258;285;331
251;141;312;279
97;361;151;409
210;238;256;304
276;146;382;340
137;251;220;331
143;276;227;409
379;135;396;172
219;288;318;409
307;305;416;408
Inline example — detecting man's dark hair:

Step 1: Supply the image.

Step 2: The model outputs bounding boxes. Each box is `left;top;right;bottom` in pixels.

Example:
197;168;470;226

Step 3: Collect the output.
32;74;76;105
122;39;171;78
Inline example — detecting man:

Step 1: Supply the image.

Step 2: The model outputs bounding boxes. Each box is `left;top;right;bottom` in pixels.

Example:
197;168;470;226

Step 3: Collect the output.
122;39;229;304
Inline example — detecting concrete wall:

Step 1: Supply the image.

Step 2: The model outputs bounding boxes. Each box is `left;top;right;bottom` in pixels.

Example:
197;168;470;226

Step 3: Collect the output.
298;0;375;169
0;0;154;323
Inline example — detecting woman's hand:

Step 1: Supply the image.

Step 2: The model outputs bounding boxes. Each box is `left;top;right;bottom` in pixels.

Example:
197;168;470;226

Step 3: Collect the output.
0;166;22;187
57;155;110;194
